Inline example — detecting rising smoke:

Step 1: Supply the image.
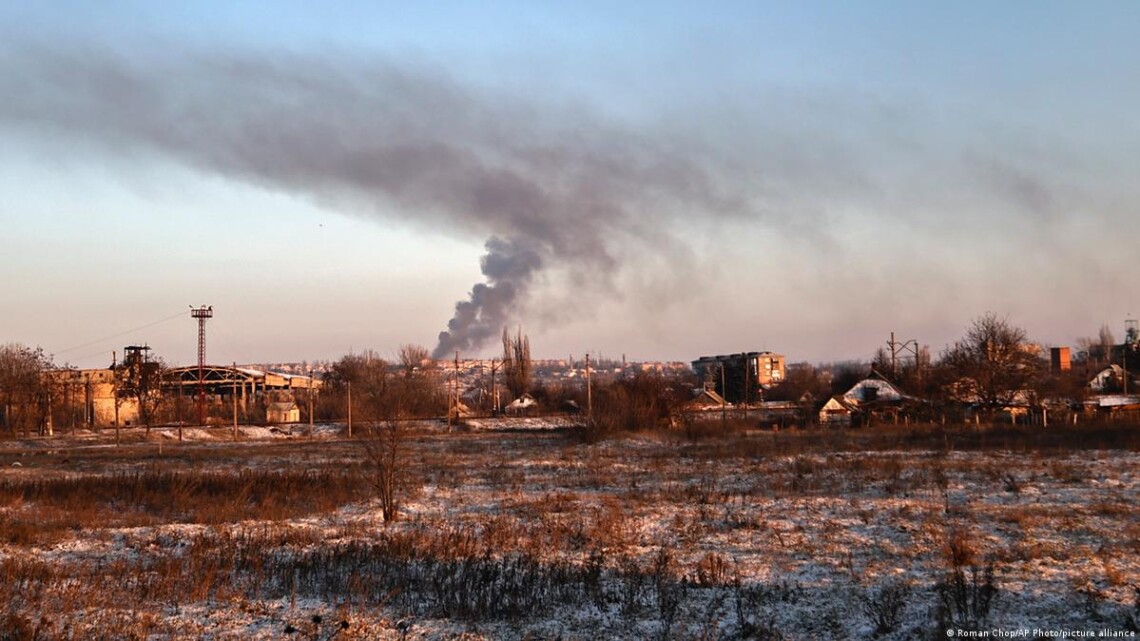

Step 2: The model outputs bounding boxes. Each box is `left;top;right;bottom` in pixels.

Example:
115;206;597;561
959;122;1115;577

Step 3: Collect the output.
1;39;1125;359
0;41;749;357
434;236;542;359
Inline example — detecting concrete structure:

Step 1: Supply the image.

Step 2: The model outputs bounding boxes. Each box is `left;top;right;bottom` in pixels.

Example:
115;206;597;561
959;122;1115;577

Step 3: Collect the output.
266;401;301;424
46;364;320;428
1050;347;1071;373
691;352;785;404
47;367;141;427
165;365;320;400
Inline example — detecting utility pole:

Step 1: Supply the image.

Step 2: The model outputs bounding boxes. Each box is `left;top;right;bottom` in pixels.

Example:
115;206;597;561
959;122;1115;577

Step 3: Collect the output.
585;353;592;419
743;354;750;407
308;368;315;435
44;388;52;437
887;332;919;378
1122;316;1133;396
890;332;896;374
489;358;499;417
232;362;238;441
720;363;727;429
66;374;73;434
177;377;183;442
113;350;120;446
346;380;352;438
84;372;91;429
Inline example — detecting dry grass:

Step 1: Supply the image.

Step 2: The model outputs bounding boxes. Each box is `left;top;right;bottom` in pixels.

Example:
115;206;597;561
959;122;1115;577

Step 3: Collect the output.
0;468;369;545
0;425;1136;638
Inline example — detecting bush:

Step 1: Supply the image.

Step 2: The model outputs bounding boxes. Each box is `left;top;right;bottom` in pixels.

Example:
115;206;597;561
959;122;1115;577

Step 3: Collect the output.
576;373;691;442
861;579;911;637
935;563;998;632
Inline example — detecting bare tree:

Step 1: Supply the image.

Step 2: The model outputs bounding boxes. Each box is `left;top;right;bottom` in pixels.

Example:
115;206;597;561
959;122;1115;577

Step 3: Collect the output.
397;344;429;378
765;362;833;424
395;343;444;417
327;350;425;523
0;344;52;437
582;371;692;442
1077;324;1116;369
364;419;406;522
940;313;1044;414
1099;324;1117;355
501;326;532;400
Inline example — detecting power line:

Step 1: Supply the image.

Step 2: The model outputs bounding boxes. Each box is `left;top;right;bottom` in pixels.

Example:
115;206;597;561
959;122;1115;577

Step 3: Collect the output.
53;311;187;356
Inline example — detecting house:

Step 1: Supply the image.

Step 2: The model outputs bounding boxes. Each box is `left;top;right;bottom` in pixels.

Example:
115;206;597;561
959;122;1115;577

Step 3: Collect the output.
451;400;473;419
819;372;913;427
559;399;582;414
504;393;539;416
1089;364;1132;394
1083;394;1140;415
266;401;301;424
685;388;729;411
819;395;860;426
943;375;1040;423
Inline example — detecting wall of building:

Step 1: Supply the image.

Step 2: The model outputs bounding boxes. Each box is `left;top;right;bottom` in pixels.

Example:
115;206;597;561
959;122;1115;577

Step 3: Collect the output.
691;352;787;404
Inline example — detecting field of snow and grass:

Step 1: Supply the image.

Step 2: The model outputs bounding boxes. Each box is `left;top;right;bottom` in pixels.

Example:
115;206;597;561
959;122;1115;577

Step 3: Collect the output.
1;421;1138;640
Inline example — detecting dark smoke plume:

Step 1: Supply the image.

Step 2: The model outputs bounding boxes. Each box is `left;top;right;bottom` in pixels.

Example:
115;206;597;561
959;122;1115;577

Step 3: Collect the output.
4;19;1136;364
434;236;541;358
0;41;749;356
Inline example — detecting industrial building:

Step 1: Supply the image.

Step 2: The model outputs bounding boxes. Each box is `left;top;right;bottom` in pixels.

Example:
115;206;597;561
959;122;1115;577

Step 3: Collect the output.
47;359;320;428
691;352;785;404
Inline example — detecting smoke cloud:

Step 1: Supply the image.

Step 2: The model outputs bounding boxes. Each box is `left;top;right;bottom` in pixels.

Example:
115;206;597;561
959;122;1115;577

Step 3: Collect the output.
0;41;750;356
2;38;1132;360
434;236;542;358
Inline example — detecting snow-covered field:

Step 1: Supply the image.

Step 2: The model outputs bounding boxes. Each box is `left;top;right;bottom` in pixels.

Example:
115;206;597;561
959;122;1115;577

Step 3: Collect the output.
1;424;1137;640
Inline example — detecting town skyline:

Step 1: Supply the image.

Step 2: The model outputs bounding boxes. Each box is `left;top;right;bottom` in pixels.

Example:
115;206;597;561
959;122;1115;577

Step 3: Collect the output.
26;310;1137;375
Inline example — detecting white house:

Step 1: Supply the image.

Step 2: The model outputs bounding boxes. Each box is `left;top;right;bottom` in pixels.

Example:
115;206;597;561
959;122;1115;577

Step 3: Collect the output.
1089;364;1131;393
819;373;912;426
504;393;539;416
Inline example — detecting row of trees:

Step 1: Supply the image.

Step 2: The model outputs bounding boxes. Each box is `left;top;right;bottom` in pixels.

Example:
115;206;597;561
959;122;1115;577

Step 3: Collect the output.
318;346;445;424
318;330;535;426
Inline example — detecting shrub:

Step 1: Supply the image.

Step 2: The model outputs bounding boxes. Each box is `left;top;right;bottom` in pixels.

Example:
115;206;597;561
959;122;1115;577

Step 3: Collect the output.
934;563;998;632
861;579;911;637
651;548;687;640
731;578;797;641
692;552;733;587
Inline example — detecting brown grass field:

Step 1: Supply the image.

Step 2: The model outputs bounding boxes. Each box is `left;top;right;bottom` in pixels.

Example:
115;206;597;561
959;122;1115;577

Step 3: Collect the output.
1;422;1138;640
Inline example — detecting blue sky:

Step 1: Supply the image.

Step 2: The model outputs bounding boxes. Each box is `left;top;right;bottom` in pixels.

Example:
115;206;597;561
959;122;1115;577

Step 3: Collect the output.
1;2;1137;367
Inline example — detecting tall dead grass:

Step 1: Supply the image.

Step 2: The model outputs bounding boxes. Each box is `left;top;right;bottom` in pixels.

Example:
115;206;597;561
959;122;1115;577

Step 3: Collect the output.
0;468;368;545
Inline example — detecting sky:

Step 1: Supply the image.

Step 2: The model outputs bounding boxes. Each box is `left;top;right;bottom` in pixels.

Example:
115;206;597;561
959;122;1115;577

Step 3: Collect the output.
1;2;1138;368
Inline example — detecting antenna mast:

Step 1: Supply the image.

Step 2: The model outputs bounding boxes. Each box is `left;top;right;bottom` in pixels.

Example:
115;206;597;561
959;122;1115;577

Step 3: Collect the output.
190;305;213;426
